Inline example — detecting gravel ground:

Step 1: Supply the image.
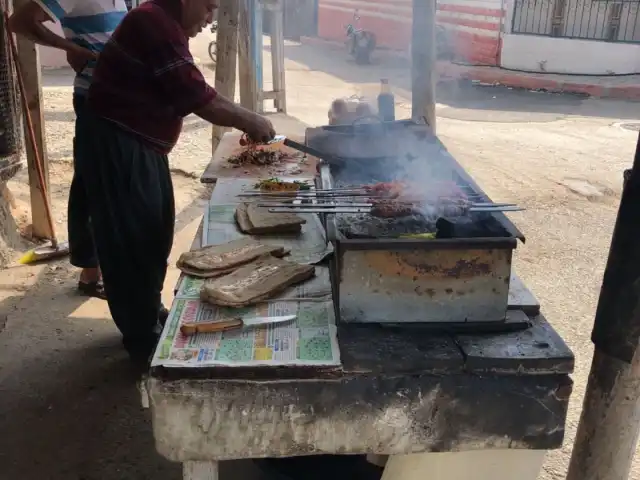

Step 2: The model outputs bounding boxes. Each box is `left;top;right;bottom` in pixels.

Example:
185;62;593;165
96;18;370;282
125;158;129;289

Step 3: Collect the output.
0;32;639;479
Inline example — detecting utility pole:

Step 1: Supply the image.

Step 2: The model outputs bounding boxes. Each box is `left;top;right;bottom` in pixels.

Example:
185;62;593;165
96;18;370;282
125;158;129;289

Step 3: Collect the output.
411;0;437;133
567;132;640;480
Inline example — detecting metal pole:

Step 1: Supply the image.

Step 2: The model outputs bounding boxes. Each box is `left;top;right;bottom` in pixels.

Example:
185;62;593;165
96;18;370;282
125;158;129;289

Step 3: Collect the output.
567;132;640;480
411;0;436;132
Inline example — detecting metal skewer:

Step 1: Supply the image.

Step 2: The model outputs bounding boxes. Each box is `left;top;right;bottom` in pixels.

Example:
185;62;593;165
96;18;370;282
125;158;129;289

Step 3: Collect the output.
238;191;372;198
268;206;526;214
258;202;519;209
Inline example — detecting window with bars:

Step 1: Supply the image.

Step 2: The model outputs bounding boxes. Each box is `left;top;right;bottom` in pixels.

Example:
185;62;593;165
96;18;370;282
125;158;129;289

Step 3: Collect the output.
511;0;640;42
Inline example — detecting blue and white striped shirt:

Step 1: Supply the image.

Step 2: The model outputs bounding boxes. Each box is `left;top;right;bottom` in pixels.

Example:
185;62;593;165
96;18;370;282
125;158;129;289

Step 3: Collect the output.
35;0;128;95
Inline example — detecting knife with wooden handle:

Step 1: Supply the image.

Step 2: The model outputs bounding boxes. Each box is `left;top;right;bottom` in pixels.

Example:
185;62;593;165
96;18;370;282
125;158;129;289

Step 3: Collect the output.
180;314;297;336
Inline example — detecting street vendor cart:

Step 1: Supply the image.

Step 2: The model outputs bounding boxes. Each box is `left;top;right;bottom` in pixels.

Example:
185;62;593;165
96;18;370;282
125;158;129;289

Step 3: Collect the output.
141;117;574;480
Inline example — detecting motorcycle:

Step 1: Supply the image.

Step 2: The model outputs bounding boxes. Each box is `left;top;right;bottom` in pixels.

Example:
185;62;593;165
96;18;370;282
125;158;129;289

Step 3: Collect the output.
344;11;376;65
208;20;219;64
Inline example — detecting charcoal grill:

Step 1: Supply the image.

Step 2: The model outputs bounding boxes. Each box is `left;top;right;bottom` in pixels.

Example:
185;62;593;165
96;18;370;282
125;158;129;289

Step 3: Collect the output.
307;120;525;326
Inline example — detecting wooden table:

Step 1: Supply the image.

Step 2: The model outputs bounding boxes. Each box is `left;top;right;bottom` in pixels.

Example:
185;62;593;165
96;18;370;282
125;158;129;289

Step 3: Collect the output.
202;113;317;184
145;175;574;480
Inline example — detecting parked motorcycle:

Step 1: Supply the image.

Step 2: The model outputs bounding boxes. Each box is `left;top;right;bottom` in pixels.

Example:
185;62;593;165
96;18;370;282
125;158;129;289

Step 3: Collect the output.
344;11;376;65
208;20;219;64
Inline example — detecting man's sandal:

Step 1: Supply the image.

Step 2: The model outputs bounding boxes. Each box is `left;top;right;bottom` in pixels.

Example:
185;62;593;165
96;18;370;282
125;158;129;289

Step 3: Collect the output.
78;281;107;300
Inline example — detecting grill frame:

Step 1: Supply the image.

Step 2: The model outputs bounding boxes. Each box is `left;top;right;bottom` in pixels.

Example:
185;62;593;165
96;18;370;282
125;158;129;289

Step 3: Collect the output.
309;122;525;325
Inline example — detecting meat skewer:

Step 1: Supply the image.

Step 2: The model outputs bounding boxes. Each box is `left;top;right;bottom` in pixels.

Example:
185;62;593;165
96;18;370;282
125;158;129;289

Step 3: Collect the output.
257;201;518;208
268;205;525;216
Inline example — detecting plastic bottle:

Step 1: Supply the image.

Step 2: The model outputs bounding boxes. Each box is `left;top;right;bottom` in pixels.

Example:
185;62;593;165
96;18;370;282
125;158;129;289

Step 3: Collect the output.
377;79;395;122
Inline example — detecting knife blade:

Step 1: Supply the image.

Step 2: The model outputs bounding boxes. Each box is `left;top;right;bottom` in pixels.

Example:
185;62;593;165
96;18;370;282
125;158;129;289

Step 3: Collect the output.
180;315;297;335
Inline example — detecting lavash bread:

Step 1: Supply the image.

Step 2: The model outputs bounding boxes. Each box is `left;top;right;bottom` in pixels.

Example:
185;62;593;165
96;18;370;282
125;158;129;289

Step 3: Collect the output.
235;202;306;235
176;238;288;278
200;256;315;307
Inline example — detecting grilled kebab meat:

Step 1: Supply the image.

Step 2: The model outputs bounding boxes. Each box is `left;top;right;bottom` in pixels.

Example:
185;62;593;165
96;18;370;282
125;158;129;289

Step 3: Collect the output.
370;201;417;218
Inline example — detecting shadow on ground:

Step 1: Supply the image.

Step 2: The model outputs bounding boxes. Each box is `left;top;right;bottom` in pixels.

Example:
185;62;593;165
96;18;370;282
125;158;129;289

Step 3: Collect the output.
0;180;241;480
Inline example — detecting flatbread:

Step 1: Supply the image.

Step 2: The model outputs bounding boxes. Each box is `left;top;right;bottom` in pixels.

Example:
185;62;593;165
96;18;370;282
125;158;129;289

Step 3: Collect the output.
234;202;254;234
200;256;315;307
177;238;288;278
235;202;306;235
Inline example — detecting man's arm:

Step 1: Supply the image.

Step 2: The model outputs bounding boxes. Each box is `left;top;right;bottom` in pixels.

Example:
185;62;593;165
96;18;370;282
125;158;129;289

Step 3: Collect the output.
194;95;275;142
9;1;95;61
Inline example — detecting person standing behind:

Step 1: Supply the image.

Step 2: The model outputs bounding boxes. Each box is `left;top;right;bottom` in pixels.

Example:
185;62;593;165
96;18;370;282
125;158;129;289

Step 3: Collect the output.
10;0;128;300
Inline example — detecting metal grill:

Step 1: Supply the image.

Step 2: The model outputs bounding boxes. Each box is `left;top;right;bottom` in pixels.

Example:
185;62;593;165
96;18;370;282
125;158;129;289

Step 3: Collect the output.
0;0;22;159
512;0;640;43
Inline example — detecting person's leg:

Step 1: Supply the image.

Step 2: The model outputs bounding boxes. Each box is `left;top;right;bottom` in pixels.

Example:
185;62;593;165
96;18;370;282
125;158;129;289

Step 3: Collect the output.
75;112;175;358
68;94;104;298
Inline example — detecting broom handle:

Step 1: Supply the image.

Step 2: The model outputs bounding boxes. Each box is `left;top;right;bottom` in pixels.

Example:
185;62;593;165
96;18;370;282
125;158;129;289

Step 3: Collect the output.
4;11;58;248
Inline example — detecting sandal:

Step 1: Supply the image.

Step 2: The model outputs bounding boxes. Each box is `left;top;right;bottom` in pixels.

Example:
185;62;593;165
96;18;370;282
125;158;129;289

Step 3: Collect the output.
78;281;107;300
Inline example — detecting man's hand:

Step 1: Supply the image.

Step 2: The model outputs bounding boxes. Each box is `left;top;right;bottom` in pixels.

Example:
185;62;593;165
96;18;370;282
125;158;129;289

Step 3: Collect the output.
67;48;98;73
194;95;276;142
242;113;275;144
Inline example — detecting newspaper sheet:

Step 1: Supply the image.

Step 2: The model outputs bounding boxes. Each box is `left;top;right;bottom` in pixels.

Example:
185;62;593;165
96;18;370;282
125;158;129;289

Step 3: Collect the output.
202;178;334;265
151;299;340;368
157;178;341;368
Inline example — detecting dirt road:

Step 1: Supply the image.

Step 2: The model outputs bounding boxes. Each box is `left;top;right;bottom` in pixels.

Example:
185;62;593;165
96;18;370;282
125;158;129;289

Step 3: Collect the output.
0;32;638;479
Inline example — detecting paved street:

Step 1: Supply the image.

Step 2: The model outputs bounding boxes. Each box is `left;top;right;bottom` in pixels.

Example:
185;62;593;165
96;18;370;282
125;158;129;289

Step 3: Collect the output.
0;30;638;480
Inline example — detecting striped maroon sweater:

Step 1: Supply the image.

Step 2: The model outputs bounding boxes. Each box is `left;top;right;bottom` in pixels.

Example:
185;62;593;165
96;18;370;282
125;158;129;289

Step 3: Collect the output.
87;0;216;154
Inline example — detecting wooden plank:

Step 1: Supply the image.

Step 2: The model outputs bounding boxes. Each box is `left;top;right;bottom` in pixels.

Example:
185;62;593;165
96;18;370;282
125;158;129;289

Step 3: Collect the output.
211;0;239;156
456;311;575;375
13;14;52;239
237;0;257;112
200;114;313;184
411;0;436;132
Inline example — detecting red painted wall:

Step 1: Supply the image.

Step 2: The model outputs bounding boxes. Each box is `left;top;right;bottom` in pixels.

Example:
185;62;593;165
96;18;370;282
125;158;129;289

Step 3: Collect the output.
317;0;504;65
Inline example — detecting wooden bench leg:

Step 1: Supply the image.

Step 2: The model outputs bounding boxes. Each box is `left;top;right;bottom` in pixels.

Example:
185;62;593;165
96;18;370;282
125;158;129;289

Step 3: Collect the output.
381;450;546;480
183;461;219;480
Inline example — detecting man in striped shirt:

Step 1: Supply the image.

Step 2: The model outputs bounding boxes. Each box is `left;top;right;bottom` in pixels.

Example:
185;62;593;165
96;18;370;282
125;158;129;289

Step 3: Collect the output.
10;0;128;300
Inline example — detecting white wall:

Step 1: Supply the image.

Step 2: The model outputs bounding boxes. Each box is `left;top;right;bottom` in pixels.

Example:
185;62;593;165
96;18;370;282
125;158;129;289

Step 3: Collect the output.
500;33;640;74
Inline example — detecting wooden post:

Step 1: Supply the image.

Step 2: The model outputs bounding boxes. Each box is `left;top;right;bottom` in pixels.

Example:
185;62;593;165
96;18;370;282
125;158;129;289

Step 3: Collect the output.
211;0;239;155
411;0;436;133
238;0;257;112
269;0;286;113
246;0;263;113
13;0;52;239
566;132;640;480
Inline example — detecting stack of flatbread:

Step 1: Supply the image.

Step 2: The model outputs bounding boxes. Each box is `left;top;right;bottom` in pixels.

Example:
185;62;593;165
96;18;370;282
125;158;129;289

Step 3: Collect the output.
235;202;306;235
201;256;315;307
176;237;288;278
